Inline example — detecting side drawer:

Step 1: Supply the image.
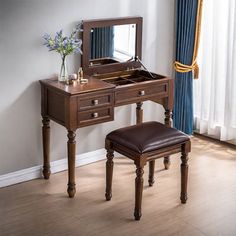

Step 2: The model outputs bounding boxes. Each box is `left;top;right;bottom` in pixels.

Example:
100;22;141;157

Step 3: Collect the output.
78;92;114;111
77;106;114;127
115;82;168;105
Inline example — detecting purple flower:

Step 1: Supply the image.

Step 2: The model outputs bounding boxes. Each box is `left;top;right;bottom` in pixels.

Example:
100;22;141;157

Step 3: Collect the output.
43;33;50;40
43;24;83;57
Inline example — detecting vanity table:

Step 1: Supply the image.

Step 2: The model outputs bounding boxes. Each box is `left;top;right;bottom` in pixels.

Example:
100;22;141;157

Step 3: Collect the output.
40;17;174;198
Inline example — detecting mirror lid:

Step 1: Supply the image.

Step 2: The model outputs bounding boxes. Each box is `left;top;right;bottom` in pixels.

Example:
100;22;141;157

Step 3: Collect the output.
81;16;143;75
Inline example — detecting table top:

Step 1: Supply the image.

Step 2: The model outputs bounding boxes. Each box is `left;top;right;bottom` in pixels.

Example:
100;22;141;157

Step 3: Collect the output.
39;76;115;96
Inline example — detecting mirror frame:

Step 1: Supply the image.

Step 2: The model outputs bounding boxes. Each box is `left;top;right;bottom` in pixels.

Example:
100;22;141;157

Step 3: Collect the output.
82;16;143;75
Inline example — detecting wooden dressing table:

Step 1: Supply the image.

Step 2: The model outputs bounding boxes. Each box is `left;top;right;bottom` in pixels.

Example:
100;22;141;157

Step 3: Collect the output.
40;17;174;198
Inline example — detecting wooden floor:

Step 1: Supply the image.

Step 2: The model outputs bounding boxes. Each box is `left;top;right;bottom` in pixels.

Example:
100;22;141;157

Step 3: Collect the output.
1;136;236;236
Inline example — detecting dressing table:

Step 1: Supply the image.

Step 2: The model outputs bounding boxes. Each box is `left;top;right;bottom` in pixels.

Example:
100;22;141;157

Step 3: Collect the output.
40;17;174;198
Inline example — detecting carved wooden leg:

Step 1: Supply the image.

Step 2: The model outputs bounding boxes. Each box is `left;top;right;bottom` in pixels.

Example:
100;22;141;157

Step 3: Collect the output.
136;102;143;125
42;116;51;179
148;160;155;187
163;109;172;170
164;109;172;127
180;152;189;204
105;148;114;201
67;130;76;198
163;157;170;170
134;165;144;221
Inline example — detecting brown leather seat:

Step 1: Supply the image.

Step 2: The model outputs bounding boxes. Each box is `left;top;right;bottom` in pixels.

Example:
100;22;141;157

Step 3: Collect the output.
105;121;191;220
106;121;190;154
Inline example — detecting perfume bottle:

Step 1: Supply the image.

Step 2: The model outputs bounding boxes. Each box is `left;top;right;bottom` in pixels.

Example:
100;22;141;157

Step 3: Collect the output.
78;67;88;84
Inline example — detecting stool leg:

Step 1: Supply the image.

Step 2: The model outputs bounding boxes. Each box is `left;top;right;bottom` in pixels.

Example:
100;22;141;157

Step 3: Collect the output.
164;156;170;170
180;152;189;204
148;160;155;186
134;166;144;220
105;148;114;201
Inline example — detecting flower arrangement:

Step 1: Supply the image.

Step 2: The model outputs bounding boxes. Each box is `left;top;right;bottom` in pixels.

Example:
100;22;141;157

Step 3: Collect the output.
43;24;82;82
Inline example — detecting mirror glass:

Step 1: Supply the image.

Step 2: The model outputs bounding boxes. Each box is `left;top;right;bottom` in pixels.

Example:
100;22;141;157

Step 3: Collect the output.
89;24;136;66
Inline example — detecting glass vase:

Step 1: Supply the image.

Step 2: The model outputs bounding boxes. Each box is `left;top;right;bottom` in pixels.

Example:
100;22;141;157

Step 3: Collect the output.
58;56;68;82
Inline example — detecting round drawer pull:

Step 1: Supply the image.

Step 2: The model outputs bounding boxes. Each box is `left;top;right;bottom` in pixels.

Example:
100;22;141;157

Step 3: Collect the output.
139;90;145;96
92;99;99;105
92;112;98;118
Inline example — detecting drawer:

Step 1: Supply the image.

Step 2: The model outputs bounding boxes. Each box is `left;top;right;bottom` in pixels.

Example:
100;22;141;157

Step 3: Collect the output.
78;92;113;111
115;82;168;105
77;107;114;127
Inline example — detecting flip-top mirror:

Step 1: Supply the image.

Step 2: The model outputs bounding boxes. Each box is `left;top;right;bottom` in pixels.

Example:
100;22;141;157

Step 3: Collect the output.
82;17;142;75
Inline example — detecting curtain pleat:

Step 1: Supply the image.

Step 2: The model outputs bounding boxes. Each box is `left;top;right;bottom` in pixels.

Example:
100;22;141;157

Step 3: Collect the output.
174;0;199;134
194;0;236;142
90;26;114;59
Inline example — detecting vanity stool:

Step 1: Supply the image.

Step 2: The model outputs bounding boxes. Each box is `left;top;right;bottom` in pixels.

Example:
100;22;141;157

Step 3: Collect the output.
105;121;191;220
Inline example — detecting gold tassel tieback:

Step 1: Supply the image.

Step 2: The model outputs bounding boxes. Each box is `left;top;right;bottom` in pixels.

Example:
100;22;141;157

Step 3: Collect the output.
174;0;203;80
174;60;199;79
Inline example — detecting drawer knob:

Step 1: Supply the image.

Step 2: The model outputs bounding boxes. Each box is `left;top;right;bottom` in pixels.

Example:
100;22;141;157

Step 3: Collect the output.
139;90;145;96
92;99;99;105
92;112;99;118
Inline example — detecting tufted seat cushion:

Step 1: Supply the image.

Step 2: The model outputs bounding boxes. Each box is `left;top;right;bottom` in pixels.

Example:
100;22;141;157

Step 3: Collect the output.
106;121;190;154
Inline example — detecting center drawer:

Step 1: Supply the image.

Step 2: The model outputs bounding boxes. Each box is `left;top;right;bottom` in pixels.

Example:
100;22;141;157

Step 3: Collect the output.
115;82;168;105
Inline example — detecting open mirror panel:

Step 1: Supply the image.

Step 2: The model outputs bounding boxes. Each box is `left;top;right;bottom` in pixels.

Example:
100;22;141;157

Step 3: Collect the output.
82;17;143;75
90;23;136;64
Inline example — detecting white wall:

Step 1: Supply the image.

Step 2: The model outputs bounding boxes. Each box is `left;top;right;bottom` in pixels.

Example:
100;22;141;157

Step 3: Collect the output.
0;0;175;175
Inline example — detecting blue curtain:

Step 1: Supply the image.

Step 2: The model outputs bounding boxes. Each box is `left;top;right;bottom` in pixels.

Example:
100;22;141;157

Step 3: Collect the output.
90;26;114;59
174;0;198;134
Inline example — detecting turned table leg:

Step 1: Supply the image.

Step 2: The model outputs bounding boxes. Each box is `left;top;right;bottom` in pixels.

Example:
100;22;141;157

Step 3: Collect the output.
105;148;114;201
42;116;51;179
67;130;76;198
134;165;144;221
136;102;143;125
180;151;189;204
163;109;172;170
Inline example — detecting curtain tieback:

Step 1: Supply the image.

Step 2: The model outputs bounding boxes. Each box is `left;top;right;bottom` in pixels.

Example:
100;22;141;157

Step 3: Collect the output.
174;60;199;79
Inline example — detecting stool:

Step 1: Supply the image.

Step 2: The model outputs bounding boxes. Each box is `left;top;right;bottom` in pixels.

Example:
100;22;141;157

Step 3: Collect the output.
105;121;191;220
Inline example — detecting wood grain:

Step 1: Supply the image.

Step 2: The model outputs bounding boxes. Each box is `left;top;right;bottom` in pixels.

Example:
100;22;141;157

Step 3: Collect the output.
40;74;173;198
1;136;236;235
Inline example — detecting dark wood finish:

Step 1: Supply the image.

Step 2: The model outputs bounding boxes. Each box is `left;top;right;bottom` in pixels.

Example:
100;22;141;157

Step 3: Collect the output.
67;130;76;198
164;109;172;127
78;92;113;111
42;116;51;179
40;75;173;197
148;160;155;187
40;17;174;198
105;140;114;201
134;165;144;221
136;102;156;188
40;77;115;96
78;106;114;127
163;157;170;170
115;79;168;106
136;102;143;125
82;17;143;75
40;77;115;131
163;109;173;170
180;152;188;204
105;133;191;220
180;142;190;204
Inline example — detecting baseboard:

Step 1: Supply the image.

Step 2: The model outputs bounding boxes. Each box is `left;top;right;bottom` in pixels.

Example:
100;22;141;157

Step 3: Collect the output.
0;148;106;188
